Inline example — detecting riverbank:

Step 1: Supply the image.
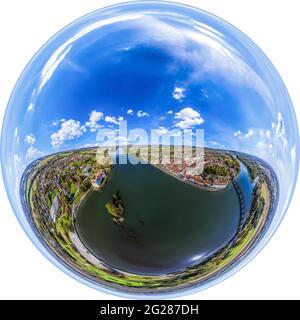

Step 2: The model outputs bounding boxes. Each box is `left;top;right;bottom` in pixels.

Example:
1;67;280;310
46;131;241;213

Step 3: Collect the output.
153;163;229;192
130;147;240;192
20;146;278;293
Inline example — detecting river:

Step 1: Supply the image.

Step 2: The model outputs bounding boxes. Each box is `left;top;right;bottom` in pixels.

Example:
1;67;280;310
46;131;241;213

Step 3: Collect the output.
75;156;255;275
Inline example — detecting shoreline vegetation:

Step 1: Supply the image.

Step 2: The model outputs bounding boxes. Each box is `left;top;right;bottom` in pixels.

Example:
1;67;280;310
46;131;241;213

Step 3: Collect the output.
105;191;125;225
20;146;278;293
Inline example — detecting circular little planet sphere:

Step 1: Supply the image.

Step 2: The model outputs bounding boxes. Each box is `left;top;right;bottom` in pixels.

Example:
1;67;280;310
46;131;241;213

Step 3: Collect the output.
1;1;299;298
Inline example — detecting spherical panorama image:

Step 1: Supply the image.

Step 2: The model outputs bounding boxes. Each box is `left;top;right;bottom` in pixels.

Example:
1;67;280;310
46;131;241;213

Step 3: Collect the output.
1;1;299;298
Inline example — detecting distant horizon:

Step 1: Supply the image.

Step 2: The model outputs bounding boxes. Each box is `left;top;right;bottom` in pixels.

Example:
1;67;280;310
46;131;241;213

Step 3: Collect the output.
20;144;278;178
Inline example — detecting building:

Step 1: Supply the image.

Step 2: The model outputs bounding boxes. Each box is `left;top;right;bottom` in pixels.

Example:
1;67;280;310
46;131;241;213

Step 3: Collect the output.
92;171;105;189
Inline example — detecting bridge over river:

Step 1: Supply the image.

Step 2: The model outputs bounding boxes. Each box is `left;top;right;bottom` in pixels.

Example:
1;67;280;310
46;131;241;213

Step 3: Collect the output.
232;180;247;234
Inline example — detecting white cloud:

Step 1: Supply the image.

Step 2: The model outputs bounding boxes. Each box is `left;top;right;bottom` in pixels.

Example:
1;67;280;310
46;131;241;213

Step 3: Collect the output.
156;127;168;135
13;154;21;170
137;16;271;104
52;119;67;126
118;116;124;121
13;154;23;196
181;27;272;104
259;129;271;138
127;109;134;115
207;141;225;148
231;114;290;198
244;128;254;138
167;110;173;114
137;110;149;118
233;128;264;139
234;128;255;139
25;133;36;145
27;103;34;112
39;46;72;94
105;116;119;125
89;110;103;123
151;127;182;146
14;127;20;146
51;119;84;148
85;110;103;132
201;89;209;98
37;14;141;92
275;112;288;148
291;145;296;167
27;14;142;113
174;107;204;129
172;87;185;100
256;142;273;149
26;146;44;161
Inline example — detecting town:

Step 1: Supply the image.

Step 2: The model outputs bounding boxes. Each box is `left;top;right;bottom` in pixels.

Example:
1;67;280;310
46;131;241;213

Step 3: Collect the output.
159;148;240;190
130;145;241;190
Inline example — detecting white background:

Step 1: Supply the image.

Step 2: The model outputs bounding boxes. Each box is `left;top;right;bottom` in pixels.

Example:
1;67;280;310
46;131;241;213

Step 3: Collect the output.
0;0;299;300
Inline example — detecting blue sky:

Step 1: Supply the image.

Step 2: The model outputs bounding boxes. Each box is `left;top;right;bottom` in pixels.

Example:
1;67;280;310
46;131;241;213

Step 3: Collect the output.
14;18;275;153
2;2;298;216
